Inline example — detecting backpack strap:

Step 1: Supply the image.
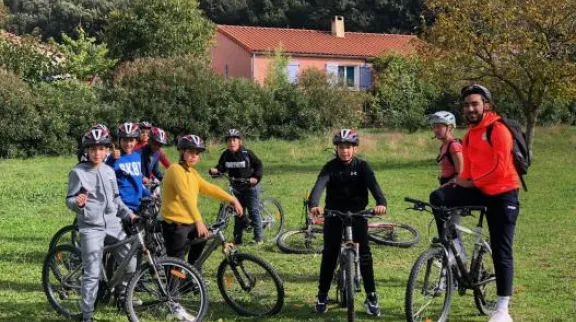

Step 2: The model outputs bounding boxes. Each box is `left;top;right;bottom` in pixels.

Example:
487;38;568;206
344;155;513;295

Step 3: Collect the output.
436;139;459;166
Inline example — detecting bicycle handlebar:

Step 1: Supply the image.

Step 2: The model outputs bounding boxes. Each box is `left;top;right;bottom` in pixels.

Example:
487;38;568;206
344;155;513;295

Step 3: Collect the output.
403;197;486;214
210;172;251;185
323;209;376;219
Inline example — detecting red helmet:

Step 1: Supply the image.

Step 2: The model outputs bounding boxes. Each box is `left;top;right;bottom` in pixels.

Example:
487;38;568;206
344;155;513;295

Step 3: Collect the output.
82;125;112;148
177;134;205;151
117;122;140;138
333;129;359;146
150;127;168;145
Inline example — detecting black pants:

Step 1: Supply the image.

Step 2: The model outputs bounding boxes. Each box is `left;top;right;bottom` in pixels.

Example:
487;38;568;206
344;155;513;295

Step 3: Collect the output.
430;185;520;296
161;221;206;266
318;217;376;295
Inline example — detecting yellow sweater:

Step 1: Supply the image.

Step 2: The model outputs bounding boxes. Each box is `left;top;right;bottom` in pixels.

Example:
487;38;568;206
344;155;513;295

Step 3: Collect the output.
161;163;234;225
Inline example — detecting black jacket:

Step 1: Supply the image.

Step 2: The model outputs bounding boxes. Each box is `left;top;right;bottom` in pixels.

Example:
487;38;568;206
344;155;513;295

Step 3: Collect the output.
308;157;387;212
214;147;263;183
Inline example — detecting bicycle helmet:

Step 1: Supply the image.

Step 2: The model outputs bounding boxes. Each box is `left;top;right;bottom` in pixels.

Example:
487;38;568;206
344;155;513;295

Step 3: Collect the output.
139;121;153;129
149;127;168;145
177;134;206;151
427;111;456;127
117;122;140;138
225;128;242;140
82;125;112;148
460;84;492;102
333;129;359;146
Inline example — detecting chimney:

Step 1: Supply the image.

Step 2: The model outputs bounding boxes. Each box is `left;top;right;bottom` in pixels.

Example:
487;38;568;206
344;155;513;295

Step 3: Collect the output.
331;16;345;38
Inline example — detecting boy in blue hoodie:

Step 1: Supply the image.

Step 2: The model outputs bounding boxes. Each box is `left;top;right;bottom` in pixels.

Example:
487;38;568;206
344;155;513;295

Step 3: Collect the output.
66;125;137;322
106;122;150;212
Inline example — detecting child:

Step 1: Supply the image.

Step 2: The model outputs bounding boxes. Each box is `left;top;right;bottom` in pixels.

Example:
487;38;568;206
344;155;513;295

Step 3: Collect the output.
66;125;136;322
308;129;387;317
106;122;149;212
136;121;171;169
209;129;264;245
161;134;243;267
427;111;463;185
138;126;169;183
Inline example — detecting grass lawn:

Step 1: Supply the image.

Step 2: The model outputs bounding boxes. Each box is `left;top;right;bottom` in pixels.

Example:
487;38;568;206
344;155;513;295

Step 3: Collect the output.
0;126;574;322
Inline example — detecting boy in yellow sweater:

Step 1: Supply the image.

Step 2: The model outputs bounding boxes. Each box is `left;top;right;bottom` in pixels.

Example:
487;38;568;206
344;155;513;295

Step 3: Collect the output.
161;134;243;267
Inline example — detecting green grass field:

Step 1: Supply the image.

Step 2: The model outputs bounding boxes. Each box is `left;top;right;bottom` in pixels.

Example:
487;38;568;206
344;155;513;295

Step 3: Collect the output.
0;127;574;322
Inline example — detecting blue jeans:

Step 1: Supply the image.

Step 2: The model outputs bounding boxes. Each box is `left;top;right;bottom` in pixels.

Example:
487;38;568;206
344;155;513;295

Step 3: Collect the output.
233;184;262;242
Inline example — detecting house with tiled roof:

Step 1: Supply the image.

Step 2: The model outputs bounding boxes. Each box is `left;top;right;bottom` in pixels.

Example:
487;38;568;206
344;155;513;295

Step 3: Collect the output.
210;16;419;89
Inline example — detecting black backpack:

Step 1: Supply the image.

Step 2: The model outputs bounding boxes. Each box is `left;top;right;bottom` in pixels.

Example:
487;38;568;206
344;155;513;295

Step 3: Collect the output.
485;119;531;191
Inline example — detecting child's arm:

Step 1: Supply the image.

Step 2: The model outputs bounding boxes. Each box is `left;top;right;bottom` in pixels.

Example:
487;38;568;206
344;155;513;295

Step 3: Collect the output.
197;173;235;202
151;154;164;181
159;149;171;169
362;162;387;207
308;165;330;210
66;170;85;212
248;150;263;183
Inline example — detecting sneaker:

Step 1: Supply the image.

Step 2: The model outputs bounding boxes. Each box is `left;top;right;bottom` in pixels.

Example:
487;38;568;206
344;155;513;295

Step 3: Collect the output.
167;302;196;322
364;292;381;317
233;235;243;245
315;293;329;313
488;310;513;322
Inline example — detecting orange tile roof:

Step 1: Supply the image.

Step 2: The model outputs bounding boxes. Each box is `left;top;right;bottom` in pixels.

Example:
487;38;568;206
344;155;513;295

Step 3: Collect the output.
217;25;419;58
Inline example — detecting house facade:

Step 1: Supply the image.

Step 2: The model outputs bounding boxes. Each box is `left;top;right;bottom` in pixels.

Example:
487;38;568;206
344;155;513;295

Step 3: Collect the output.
210;16;419;89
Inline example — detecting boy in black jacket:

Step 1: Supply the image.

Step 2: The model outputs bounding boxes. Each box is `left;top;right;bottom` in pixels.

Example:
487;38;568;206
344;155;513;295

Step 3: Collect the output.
308;129;387;317
210;129;264;244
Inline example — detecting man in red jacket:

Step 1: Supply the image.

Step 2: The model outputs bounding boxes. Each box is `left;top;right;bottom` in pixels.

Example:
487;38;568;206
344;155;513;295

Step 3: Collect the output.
430;84;520;322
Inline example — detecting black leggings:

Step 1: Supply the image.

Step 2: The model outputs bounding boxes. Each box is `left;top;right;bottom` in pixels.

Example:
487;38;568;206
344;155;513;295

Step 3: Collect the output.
430;185;520;296
161;221;206;266
318;217;375;295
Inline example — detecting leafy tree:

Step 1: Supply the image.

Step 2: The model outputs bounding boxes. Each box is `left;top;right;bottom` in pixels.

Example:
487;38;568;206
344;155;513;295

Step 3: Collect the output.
0;33;59;82
0;2;10;28
49;26;117;80
104;0;215;61
422;0;576;152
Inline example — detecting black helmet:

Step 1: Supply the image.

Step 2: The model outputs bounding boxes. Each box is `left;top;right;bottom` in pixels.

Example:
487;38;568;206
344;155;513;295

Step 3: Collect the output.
177;134;206;151
82;125;112;149
460;84;492;102
138;121;153;129
117;122;140;138
150;127;168;145
333;129;359;146
225;128;241;140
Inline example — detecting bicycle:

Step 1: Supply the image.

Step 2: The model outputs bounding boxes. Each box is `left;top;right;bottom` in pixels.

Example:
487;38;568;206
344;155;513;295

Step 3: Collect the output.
187;209;285;316
403;197;497;322
276;193;420;254
321;209;377;322
211;173;284;242
42;208;206;322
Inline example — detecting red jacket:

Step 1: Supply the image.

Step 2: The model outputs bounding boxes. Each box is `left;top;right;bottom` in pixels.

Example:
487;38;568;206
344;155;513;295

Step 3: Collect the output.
459;111;520;195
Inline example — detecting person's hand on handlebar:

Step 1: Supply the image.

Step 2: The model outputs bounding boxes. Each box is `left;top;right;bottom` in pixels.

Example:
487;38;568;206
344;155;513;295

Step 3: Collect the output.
373;205;387;215
196;221;209;238
249;177;258;185
209;168;220;176
231;197;244;217
310;207;324;216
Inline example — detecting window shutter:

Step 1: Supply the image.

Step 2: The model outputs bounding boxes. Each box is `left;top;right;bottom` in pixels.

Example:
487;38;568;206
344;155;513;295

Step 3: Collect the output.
326;63;339;85
287;63;299;83
359;65;372;90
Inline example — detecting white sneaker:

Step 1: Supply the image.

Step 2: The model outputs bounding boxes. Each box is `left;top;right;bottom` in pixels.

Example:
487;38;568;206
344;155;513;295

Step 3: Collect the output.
488;310;512;322
167;302;196;322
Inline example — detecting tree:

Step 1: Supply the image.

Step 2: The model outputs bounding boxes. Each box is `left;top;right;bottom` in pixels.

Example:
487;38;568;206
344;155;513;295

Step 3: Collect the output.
0;34;59;82
422;0;576;152
49;26;117;80
105;0;215;61
0;2;10;28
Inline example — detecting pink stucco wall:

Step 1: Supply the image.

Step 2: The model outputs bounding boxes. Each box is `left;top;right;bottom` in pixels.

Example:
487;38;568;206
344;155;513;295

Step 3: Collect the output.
210;33;252;79
253;55;368;85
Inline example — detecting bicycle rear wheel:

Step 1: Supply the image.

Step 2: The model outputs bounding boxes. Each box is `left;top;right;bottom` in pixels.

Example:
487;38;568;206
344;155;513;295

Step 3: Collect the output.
259;197;284;241
473;246;497;315
368;221;420;248
343;248;356;322
42;244;83;320
405;247;452;322
48;224;80;251
217;252;284;316
125;257;208;322
276;228;323;254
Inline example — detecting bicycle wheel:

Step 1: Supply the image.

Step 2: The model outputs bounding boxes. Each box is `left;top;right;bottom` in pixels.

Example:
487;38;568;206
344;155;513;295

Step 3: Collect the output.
217;252;284;316
259;197;284;241
343;248;356;322
125;257;208;322
276;228;323;254
368;221;420;248
405;247;452;322
48;224;80;251
473;246;497;315
42;244;83;320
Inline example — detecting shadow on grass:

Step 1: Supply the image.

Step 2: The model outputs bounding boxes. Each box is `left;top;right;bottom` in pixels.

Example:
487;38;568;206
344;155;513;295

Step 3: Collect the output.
0;249;47;265
0;301;70;322
0;279;42;293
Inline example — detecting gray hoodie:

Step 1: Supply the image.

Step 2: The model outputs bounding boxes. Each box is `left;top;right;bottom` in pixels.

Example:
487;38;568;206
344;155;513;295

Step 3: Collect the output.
66;162;132;230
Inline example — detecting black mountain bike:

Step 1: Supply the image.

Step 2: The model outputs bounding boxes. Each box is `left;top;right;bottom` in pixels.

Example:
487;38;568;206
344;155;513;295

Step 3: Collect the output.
42;211;207;322
403;197;497;322
189;210;285;316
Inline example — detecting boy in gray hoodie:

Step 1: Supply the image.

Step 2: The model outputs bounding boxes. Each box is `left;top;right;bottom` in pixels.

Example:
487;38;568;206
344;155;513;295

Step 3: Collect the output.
66;126;137;322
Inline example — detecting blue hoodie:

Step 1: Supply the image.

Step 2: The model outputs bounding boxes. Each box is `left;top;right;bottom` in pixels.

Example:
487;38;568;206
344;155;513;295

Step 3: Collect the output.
106;151;149;211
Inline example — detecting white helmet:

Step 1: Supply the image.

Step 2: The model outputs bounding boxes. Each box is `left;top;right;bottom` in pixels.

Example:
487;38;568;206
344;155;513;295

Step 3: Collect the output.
427;111;456;127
